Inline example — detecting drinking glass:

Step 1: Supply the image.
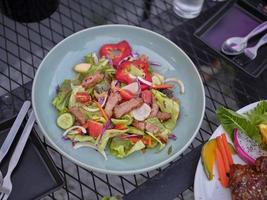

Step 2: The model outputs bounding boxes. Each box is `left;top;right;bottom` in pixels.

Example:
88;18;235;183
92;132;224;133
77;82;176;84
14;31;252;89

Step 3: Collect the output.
173;0;204;19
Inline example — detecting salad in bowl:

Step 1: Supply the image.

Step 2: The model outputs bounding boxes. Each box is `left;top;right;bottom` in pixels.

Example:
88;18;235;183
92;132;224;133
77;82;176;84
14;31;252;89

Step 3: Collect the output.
52;40;184;160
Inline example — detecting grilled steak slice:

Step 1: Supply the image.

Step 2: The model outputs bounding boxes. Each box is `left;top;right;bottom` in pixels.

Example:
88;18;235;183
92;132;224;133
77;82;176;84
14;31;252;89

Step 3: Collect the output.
82;72;104;88
132;120;145;131
104;92;121;118
145;122;160;134
150;97;159;117
255;156;267;173
114;98;143;118
69;107;87;125
229;156;267;200
156;112;171;121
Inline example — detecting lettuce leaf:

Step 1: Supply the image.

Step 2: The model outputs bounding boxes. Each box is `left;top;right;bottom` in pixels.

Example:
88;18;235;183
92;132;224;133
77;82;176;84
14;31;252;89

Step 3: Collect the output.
52;80;72;112
111;115;133;126
146;131;165;152
245;100;267;125
97;129;129;151
216;106;261;143
152;90;180;131
68;85;85;108
109;137;145;158
127;126;144;135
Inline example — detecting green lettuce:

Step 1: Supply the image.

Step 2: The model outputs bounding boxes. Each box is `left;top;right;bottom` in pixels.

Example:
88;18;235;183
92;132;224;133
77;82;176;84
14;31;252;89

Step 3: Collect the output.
127;126;144;135
146;131;165;151
152;90;180;130
68;85;85;108
97;129;129;151
52;80;72;112
109;137;145;158
111;115;133;126
216;106;261;143
245;100;267;125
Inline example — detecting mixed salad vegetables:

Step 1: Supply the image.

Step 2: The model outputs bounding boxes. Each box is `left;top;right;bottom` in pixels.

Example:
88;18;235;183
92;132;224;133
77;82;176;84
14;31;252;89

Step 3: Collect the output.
52;40;184;159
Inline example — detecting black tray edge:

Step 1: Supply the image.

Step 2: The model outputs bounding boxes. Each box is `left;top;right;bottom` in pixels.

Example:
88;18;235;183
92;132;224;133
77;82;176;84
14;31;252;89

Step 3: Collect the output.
193;0;267;78
0;114;64;199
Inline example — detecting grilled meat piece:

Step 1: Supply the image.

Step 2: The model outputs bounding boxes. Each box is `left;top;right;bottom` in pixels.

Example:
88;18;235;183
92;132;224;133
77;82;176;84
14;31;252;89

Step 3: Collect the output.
114;98;143;118
229;156;267;200
82;72;104;88
156;112;171;121
104;92;121;118
69;107;87;125
132;120;145;131
150;97;159;117
145;122;160;134
255;156;267;173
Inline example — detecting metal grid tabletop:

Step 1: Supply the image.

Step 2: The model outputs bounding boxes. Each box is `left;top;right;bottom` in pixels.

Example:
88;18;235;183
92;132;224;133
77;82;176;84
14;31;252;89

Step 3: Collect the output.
1;0;267;199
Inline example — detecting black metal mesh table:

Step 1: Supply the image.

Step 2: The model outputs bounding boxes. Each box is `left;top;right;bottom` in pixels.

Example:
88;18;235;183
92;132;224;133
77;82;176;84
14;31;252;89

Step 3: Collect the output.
1;0;267;199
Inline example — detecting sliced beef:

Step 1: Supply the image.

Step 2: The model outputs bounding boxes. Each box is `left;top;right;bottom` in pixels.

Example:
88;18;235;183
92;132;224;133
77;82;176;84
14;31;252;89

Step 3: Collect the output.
150;97;159;117
156;112;172;121
82;72;104;88
104;92;121;118
69;107;87;125
132;120;145;131
145;122;160;134
114;98;143;118
255;156;267;173
229;156;267;200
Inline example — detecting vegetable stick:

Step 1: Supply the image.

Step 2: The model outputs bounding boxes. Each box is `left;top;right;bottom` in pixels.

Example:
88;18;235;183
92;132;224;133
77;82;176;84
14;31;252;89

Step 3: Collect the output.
95;101;108;121
215;148;229;187
152;84;173;89
216;136;230;173
221;133;234;165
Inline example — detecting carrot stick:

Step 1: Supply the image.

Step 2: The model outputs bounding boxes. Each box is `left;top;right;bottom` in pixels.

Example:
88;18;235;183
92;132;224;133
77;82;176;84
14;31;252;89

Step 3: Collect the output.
216;136;230;173
221;133;234;165
215;148;229;187
95;101;108;121
152;84;173;89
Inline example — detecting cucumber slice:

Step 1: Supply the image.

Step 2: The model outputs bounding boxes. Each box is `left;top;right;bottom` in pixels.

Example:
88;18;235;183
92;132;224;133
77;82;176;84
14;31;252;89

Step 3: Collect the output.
57;113;74;129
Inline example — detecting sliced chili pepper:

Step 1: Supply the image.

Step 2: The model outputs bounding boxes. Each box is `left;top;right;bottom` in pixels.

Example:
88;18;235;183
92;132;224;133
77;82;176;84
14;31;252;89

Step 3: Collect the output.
115;58;152;90
99;40;132;67
75;92;91;103
119;89;135;101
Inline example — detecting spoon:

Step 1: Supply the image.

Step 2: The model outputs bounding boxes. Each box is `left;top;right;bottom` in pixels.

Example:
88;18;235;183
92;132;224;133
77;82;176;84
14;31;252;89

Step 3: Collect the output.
221;21;267;55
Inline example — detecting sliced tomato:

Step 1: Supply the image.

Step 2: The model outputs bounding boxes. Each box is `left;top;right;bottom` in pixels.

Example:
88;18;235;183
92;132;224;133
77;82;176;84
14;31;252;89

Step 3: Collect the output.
141;90;152;104
114;123;128;130
119;89;135;101
87;120;103;138
75;92;91;103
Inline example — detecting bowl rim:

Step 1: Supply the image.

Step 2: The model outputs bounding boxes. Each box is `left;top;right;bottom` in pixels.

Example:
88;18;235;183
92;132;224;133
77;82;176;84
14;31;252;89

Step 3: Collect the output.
32;24;206;175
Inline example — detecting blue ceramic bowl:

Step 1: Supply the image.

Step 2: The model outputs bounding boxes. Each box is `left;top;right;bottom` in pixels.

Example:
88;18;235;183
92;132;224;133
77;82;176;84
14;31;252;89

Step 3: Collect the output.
32;25;205;175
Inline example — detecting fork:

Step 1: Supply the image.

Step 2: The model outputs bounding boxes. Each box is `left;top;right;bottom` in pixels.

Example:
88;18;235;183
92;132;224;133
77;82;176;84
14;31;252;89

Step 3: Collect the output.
0;101;31;185
244;33;267;60
0;111;35;200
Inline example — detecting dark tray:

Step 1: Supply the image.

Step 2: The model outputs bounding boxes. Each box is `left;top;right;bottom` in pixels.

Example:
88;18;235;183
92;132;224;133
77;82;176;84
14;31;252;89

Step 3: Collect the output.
194;0;267;77
0;115;64;200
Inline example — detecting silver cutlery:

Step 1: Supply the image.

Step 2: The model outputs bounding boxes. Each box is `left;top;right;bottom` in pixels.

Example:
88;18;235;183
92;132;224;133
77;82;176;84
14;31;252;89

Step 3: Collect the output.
221;21;267;55
0;101;31;185
0;111;35;200
244;33;267;60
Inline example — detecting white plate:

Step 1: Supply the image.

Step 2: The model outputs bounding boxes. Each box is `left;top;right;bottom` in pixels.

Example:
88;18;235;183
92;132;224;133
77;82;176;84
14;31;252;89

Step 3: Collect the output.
194;101;260;200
